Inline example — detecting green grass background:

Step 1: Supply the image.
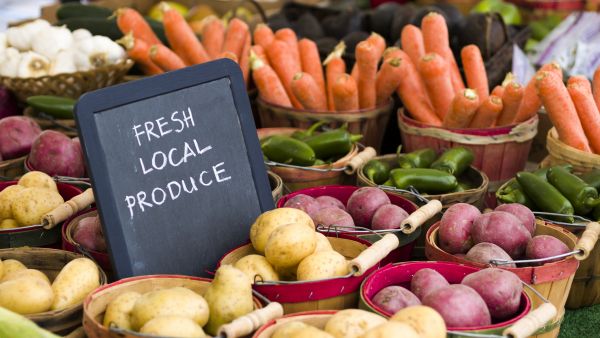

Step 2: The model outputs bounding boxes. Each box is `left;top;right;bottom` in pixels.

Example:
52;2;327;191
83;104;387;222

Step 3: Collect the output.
559;305;600;337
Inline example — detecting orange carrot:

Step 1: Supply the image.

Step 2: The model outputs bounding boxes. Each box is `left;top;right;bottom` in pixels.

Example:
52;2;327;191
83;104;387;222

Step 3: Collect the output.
355;41;378;109
201;16;225;59
162;6;209;65
496;81;524;126
469;95;503;128
332;74;359;112
251;45;269;66
351;65;359;81
383;47;402;62
291;72;327;111
418;53;454;119
537;71;591;152
240;30;251;85
116;33;163;75
444;89;480;128
401;25;425;67
324;42;347;111
491;85;505;98
350;32;386;81
376;57;403;106
396;54;441;126
275;28;301;69
115;8;162;46
421;12;464;92
250;52;291;107
299;38;326;103
266;40;303;108
219;51;238;62
514;62;563;123
149;44;186;71
593;66;600;111
568;76;600;153
461;45;488;102
222;18;249;61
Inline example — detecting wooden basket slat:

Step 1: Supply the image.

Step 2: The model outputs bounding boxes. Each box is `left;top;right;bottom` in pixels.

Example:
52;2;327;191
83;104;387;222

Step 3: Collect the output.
268;171;283;203
0;156;26;180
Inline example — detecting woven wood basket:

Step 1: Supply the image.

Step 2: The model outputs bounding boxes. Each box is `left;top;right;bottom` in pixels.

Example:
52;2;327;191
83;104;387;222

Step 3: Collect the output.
252;310;335;338
0;59;134;102
544;127;600;174
0;247;107;335
0;155;26;180
62;209;111;274
565;227;600;309
268;171;283;203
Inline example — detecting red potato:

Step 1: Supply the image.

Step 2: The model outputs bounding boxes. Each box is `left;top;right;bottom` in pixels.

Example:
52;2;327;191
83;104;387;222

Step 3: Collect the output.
73;216;106;252
466;242;515;268
410;268;450;300
0;116;42;160
471;211;532;258
283;194;321;218
526;235;570;264
371;204;409;230
372;286;421;314
29;130;85;177
315;196;346;211
462;268;522;320
495;203;535;235
72;137;86;176
312;207;355;228
438;203;481;254
423;284;491;328
346;187;391;227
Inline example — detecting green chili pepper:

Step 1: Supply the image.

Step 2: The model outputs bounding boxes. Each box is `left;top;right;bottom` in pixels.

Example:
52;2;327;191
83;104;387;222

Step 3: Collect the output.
314;159;326;165
496;165;572;207
362;160;391;185
580;170;600;190
261;135;316;166
516;171;574;222
547;166;600;215
291;121;326;140
397;148;437;169
26;95;75;119
304;129;362;159
390;168;458;193
431;147;474;177
382;178;394;186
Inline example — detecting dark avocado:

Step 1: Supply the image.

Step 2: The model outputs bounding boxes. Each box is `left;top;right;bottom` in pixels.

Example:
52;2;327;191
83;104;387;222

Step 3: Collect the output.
458;13;508;60
370;2;401;40
343;31;371;53
268;12;292;32
389;3;418;44
293;12;324;40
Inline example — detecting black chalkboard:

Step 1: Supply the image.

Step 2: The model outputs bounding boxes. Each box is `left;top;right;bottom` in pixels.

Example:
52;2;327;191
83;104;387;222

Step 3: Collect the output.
75;59;274;279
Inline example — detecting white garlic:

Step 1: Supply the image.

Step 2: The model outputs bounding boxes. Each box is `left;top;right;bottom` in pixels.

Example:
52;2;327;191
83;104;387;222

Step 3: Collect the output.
7;19;51;51
50;50;77;75
17;51;50;78
72;29;92;42
32;25;74;60
0;48;21;77
76;35;126;68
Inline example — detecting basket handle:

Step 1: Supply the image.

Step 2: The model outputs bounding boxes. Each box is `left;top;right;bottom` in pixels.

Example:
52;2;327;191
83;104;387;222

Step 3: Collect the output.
217;302;284;338
42;188;95;229
502;302;557;338
348;233;399;276
344;146;376;175
574;222;600;260
400;200;442;234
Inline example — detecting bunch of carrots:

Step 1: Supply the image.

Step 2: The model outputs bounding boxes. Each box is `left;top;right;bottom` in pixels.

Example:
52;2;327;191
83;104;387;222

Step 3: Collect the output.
114;6;251;83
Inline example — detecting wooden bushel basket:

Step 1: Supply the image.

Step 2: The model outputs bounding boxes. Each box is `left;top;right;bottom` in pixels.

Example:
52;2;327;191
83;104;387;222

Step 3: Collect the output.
0;247;107;335
0;155;26;180
62;209;112;274
544;127;600;174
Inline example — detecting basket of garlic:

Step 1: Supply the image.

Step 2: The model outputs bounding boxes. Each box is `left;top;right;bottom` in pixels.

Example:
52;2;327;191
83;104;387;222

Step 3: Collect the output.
0;19;133;101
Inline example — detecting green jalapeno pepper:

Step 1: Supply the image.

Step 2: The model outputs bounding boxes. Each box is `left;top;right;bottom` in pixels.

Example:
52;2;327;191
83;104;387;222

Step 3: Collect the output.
431;147;474;177
26;95;75;119
382;178;394;186
261;135;316;166
362;159;391;185
397;148;436;169
547;166;600;215
304;129;362;159
291;121;326;140
390;168;458;193
496;165;572;207
314;159;326;165
516;171;574;222
580;169;600;190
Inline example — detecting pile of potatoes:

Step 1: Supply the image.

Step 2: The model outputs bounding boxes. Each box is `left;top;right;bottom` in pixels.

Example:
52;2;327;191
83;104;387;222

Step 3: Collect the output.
283;187;410;230
438;203;570;266
0;171;64;229
237;207;352;283
0;257;99;314
271;306;446;338
102;265;254;338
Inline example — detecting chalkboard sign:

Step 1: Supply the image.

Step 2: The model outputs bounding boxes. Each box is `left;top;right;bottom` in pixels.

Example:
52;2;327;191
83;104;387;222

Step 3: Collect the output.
75;59;274;279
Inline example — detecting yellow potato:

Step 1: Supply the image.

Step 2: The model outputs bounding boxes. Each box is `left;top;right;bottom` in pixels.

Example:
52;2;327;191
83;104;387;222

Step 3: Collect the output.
140;316;206;338
391;305;446;338
324;309;386;338
0;259;3;280
250;208;314;253
0;278;53;314
11;187;64;226
51;258;99;310
290;326;335;338
297;250;348;281
360;322;420;338
314;232;333;252
130;287;209;331
18;171;57;191
2;259;26;276
272;321;309;338
0;185;25;220
234;254;279;283
103;291;141;330
0;219;19;229
1;268;50;284
265;223;316;269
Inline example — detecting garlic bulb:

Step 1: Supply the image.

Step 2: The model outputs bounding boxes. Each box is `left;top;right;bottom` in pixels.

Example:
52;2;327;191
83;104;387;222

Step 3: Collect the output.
0;33;7;54
72;29;92;42
0;48;21;77
50;50;77;75
72;48;92;72
76;36;125;68
32;26;74;60
18;51;50;78
7;19;51;51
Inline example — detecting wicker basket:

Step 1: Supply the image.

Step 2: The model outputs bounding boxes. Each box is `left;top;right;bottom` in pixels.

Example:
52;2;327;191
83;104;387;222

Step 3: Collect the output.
0;247;107;335
62;209;111;275
544;127;600;174
0;59;134;102
0;155;26;180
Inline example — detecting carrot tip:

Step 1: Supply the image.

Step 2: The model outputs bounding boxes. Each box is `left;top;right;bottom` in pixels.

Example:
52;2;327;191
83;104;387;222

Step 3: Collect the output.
464;88;478;100
159;1;171;13
422;53;436;62
383;47;400;58
149;45;159;57
323;41;346;66
293;72;303;81
388;58;402;67
502;72;516;87
490;96;502;104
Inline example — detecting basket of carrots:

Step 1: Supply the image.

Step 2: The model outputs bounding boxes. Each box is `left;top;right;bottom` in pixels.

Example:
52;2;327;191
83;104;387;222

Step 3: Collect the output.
251;24;395;152
395;12;539;193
